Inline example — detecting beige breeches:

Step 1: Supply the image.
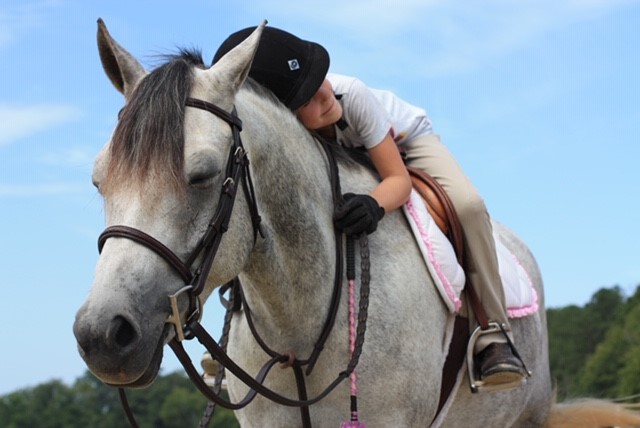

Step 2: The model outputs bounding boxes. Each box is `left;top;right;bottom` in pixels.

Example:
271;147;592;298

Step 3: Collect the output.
402;133;511;350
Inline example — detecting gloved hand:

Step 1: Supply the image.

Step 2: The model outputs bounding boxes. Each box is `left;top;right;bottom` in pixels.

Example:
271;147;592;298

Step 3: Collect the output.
333;193;385;236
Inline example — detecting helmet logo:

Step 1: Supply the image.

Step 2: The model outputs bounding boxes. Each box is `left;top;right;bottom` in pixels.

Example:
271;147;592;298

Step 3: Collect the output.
287;59;300;71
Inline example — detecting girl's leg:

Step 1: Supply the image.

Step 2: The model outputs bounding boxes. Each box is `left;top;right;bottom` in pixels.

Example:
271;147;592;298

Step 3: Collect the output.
402;133;526;386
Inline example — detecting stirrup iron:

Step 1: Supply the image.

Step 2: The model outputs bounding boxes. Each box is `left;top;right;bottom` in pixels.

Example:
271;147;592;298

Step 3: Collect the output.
466;322;531;393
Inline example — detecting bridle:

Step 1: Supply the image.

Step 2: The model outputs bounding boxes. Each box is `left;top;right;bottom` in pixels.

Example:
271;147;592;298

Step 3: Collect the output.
97;97;370;428
99;98;262;341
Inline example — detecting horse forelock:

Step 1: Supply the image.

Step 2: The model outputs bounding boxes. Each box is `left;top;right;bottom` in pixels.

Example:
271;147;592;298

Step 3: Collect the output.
102;49;205;197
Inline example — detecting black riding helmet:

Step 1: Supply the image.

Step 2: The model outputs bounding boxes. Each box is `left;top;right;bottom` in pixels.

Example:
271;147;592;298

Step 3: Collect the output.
213;26;330;111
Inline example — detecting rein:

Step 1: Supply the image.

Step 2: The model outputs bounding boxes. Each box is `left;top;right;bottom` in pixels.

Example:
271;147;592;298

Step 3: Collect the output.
98;98;370;428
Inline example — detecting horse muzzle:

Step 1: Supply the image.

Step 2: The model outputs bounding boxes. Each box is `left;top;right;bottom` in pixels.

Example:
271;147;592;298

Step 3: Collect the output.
73;302;167;387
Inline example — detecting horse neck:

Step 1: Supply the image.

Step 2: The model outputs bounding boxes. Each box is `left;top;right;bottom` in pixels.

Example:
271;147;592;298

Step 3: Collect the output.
236;91;339;342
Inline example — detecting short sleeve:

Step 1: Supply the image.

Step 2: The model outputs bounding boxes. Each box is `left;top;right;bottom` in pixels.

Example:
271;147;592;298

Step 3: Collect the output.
330;75;392;149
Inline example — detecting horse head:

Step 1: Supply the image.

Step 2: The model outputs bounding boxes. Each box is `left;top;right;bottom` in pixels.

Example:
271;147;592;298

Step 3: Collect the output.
73;19;265;387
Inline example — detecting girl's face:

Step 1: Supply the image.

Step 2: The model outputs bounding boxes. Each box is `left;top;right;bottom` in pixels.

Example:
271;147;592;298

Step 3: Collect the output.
295;79;343;132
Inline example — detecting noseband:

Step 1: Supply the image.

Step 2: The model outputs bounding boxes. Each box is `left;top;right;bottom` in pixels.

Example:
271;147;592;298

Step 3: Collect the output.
98;98;370;428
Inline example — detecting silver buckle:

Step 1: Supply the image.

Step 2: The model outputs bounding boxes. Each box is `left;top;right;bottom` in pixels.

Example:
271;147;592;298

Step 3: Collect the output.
467;322;531;393
166;285;202;342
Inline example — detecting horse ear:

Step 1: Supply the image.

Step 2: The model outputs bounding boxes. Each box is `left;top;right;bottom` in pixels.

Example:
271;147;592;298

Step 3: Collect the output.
206;20;267;96
97;18;146;99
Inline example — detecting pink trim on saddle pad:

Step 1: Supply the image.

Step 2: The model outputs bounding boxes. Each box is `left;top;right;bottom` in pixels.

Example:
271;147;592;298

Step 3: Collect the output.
403;194;464;313
507;288;539;318
498;243;539;318
402;190;538;318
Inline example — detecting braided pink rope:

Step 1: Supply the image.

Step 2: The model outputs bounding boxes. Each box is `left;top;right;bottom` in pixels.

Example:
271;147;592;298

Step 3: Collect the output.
341;279;366;428
348;279;357;397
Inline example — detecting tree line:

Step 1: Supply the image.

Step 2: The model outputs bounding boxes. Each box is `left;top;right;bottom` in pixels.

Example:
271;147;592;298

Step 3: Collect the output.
547;284;640;400
0;371;238;428
2;284;639;427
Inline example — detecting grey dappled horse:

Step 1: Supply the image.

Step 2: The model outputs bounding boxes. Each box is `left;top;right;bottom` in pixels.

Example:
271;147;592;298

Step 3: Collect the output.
74;21;640;428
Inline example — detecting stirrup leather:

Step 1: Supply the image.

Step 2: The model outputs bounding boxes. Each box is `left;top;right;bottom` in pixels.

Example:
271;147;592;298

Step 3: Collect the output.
466;322;532;393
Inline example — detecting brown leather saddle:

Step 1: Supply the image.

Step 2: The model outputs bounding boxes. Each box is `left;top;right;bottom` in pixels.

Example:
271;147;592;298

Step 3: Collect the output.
407;166;465;265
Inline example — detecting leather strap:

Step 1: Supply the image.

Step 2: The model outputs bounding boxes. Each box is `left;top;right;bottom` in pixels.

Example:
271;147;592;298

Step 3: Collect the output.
305;138;345;375
185;98;243;130
99;225;193;283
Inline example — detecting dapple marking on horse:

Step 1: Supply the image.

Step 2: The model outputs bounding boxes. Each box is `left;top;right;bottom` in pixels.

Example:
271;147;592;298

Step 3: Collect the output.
73;20;640;427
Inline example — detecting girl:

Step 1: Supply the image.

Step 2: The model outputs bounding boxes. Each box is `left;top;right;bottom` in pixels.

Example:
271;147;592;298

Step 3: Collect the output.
214;26;527;390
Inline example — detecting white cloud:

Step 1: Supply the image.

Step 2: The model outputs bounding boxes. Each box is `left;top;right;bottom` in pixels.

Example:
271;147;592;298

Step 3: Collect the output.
0;104;82;146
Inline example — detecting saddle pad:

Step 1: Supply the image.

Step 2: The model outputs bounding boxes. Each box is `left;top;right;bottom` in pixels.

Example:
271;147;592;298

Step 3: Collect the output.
402;190;538;318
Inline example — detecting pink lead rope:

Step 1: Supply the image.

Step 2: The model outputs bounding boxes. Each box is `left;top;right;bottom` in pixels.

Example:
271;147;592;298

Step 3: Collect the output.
340;278;366;428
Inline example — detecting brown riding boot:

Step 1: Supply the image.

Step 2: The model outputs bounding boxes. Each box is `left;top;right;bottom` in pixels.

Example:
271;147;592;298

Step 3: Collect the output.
475;342;527;387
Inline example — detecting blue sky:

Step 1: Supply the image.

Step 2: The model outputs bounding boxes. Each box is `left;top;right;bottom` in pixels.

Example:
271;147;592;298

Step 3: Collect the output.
1;0;638;395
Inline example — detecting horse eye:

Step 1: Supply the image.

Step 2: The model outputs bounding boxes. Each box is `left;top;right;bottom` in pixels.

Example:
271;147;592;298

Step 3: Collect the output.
91;175;102;193
188;173;215;188
187;154;219;188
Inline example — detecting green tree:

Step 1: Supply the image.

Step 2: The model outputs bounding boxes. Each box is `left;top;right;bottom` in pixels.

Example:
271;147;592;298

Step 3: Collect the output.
159;387;223;427
583;286;626;345
123;371;239;427
72;372;123;427
579;301;640;397
615;286;640;397
576;325;627;397
0;389;30;428
0;370;239;428
573;287;640;398
0;380;90;428
616;347;640;397
547;304;587;398
547;286;627;399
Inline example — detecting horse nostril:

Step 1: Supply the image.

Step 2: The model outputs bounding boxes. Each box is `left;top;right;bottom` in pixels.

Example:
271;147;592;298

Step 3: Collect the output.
108;315;138;349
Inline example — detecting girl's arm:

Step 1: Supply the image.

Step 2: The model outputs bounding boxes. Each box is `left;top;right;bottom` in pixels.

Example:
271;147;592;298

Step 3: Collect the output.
368;132;412;213
333;132;410;235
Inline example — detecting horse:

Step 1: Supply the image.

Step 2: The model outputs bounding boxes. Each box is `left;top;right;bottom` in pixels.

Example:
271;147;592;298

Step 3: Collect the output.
73;20;640;427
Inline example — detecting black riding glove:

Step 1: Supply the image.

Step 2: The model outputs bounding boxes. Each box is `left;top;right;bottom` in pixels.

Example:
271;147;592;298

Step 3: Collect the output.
333;193;385;236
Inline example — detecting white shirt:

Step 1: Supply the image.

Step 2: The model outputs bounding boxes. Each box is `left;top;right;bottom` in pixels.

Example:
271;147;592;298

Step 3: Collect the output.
327;73;433;150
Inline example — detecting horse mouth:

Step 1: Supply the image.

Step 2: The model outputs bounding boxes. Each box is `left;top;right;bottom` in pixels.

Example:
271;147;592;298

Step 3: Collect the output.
105;325;168;388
